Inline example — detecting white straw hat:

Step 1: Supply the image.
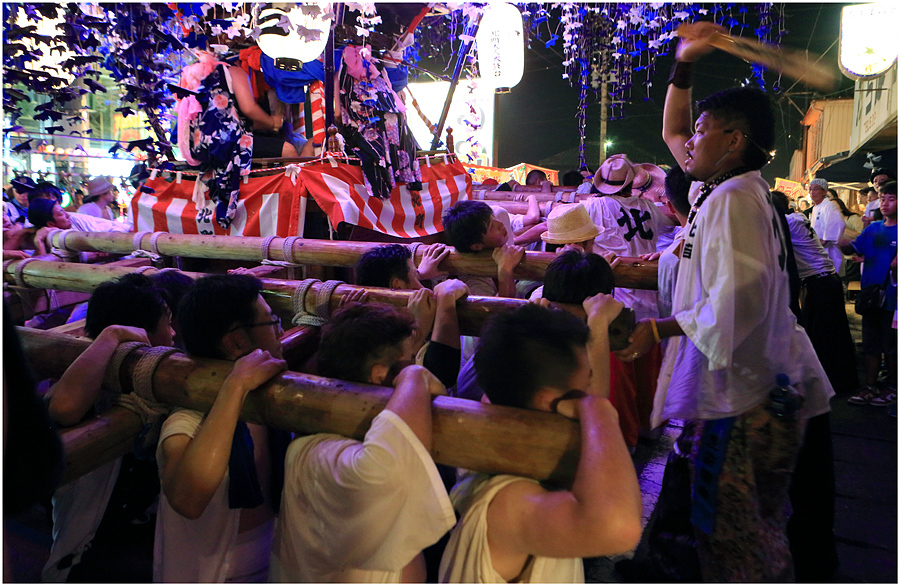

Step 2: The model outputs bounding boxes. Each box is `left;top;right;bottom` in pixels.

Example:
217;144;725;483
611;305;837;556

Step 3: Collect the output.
541;203;602;244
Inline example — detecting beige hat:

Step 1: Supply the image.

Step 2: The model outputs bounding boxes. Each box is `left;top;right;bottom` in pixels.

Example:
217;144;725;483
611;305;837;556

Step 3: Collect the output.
593;156;635;195
541;203;602;244
632;163;667;202
86;177;115;199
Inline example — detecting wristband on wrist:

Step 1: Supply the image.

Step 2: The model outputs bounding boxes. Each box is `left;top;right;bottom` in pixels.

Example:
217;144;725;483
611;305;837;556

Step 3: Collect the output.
668;60;694;89
649;318;661;344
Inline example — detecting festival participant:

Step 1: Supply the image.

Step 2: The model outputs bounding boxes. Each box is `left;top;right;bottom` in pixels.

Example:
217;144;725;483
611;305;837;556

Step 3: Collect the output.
626;21;835;581
442;200;525;300
856;187;873;215
28;197;130;255
3;175;35;225
525;169;548;186
861;169;893;226
2;212;34;259
154;274;288;582
871;167;895;194
439;301;641;582
770;189;847;580
355;244;469;388
840;181;898;406
78;177;117;220
271;302;455;582
771;191;858;394
583;156;675;439
355;242;450;290
808;178;845;273
538;250;645;451
834;195;864;239
42;274;175;582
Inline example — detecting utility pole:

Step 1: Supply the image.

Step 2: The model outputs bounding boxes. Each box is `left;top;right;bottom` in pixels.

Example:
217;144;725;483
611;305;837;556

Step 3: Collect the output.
599;80;608;167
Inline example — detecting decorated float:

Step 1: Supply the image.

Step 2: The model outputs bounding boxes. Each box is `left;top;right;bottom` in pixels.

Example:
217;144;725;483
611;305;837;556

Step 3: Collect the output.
3;2;844;497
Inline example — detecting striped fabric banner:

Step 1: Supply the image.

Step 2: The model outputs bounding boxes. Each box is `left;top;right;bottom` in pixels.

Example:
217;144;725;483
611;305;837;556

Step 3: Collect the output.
131;173;303;237
298;157;472;238
308;80;326;148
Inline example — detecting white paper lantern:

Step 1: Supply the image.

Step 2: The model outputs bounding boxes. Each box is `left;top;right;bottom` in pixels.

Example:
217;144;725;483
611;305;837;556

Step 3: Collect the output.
476;3;524;92
840;3;898;79
257;3;333;70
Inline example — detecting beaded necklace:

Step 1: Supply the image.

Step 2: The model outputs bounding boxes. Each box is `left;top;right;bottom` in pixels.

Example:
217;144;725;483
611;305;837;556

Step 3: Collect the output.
686;167;752;225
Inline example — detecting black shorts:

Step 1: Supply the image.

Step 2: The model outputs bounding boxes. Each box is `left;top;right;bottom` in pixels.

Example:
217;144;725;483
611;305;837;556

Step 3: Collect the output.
861;309;897;356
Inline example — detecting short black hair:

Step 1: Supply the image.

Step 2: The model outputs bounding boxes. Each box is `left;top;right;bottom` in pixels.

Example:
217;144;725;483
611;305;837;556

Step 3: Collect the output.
150;269;194;319
561;170;583;187
27;198;57;229
442;200;493;253
317;302;414;384
28;182;63;205
475;304;590;410
85;273;169;340
525;169;548;186
356;244;412;288
859;186;874;197
178;274;262;359
543;250;615;304
664;165;692;217
696;86;774;170
770;190;790;216
871;167;895;183
880;181;897;196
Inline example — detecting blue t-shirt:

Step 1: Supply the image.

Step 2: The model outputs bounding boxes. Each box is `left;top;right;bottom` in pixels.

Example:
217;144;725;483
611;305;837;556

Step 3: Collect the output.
852;221;898;311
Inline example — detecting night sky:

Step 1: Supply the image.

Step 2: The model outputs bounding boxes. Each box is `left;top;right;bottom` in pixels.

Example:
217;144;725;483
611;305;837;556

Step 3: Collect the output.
489;3;855;183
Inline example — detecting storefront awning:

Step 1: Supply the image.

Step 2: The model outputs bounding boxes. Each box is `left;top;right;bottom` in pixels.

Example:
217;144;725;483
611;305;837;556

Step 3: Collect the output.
815;147;896;183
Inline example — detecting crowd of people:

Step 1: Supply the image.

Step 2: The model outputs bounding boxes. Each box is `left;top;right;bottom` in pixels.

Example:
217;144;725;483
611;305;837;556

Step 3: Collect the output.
4;21;897;585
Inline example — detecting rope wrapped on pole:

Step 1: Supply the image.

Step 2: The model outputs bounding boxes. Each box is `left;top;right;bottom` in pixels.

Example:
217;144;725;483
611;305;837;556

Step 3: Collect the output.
19;327;582;485
47;231;658;289
4;260;637;347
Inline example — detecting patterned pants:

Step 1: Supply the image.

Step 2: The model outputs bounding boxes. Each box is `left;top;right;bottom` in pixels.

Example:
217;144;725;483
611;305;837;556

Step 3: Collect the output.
689;402;805;582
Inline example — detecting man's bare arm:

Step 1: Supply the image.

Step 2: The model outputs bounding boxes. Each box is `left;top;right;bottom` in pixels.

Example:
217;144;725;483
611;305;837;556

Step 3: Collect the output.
486;396;642;567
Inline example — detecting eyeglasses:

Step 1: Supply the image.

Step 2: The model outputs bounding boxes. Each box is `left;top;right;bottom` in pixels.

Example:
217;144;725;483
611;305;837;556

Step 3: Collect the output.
228;315;282;334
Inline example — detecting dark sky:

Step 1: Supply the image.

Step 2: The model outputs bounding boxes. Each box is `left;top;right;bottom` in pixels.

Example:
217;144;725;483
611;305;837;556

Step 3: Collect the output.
490;3;854;182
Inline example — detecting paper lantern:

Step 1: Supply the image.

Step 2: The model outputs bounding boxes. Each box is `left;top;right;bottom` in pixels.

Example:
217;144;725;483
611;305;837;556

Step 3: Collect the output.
476;3;525;92
256;3;333;71
840;3;898;79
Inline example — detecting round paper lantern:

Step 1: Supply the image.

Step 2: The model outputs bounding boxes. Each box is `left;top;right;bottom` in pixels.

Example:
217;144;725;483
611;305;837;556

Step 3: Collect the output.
840;3;898;79
476;3;525;92
256;4;332;71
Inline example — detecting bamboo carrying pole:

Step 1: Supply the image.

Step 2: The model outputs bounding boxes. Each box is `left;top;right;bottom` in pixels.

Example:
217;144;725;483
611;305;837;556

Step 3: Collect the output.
20;328;582;485
4;260;528;337
3;260;636;348
48;231;658;290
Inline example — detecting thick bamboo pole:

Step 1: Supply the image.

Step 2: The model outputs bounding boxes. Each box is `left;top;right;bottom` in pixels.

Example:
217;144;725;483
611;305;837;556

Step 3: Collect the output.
20;328;582;484
48;231;658;289
60;407;145;486
4;260;529;337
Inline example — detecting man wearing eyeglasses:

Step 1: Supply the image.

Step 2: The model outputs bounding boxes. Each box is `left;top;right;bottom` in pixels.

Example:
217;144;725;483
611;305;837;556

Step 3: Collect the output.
153;274;287;582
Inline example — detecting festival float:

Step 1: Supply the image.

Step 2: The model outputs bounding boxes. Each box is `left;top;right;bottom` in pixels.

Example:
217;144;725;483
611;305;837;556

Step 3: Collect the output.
3;2;841;495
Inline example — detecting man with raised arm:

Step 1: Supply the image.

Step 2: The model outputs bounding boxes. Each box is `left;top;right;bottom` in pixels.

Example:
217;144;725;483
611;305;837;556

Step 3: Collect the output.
617;22;834;581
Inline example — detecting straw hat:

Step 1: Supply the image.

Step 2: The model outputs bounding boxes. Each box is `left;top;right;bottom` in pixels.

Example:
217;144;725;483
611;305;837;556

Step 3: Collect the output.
541;203;602;244
593;156;635;195
632;163;667;201
86;177;115;199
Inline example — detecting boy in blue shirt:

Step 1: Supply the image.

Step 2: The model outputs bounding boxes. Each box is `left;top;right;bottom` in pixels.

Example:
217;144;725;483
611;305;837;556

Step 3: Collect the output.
842;181;897;405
